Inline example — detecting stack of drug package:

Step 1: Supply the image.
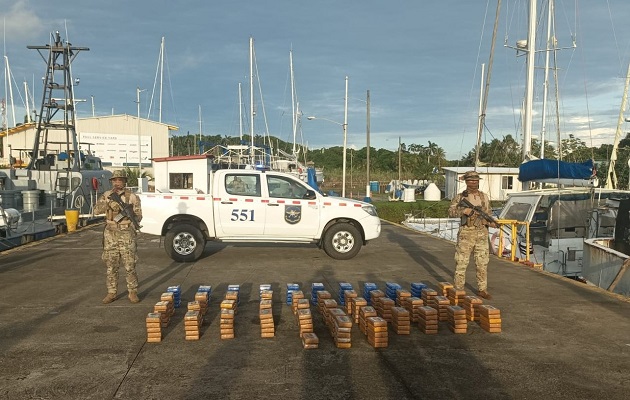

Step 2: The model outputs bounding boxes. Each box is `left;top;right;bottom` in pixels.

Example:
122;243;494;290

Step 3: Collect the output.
391;306;411;335
338;282;353;307
377;297;395;323
462;295;483;322
421;287;438;309
294;299;311;335
332;313;353;348
166;285;182;308
363;282;378;305
358;305;377;336
259;285;274;338
402;297;423;323
418;306;439;334
146;313;163;343
296;283;317;348
315;290;333;314
437;281;454;297
446;305;467;334
432;296;451;322
154;299;174;327
286;283;300;306
183;309;202;341
410;282;428;298
301;332;319;349
220;296;237;340
160;291;175;309
369;289;385;319
196;285;212;315
447;287;466;306
226;285;240;308
349;296;368;324
320;298;339;329
366;316;388;348
297;306;315;340
290;290;306;315
310;282;325;305
385;282;401;302
478;305;502;333
395;288;411;307
342;289;358;315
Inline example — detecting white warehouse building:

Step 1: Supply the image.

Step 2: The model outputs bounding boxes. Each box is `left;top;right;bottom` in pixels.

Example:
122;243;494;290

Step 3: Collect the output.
1;114;177;169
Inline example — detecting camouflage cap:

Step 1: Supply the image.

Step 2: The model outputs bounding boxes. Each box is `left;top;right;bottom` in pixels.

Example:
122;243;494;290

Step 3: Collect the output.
460;170;482;181
109;170;128;180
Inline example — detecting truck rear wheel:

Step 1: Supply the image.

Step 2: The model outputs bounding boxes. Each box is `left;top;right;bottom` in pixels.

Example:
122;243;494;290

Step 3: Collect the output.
164;223;205;262
322;222;362;260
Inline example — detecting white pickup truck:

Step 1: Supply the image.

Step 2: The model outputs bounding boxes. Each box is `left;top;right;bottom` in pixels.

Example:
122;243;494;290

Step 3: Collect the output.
138;159;381;262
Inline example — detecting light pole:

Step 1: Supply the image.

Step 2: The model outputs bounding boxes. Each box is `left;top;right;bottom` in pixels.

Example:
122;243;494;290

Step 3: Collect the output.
306;76;349;197
350;90;371;201
136;87;146;174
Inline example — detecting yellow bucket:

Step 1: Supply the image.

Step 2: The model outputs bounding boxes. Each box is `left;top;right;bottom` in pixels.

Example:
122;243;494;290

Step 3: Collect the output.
65;209;80;232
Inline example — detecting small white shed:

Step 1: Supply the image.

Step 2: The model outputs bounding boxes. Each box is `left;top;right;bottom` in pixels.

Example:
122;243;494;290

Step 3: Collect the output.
443;167;521;201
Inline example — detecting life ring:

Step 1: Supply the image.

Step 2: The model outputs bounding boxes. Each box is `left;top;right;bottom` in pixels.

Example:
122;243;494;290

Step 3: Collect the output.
91;177;99;191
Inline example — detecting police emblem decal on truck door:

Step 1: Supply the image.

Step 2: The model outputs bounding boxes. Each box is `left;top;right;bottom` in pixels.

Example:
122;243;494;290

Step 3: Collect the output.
285;205;301;224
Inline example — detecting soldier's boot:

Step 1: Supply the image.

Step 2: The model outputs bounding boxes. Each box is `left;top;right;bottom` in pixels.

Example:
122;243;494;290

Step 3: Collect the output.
477;290;493;300
128;291;140;303
102;293;117;304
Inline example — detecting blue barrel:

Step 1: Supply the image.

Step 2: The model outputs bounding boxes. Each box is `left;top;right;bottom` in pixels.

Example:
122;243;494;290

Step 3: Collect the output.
369;181;379;193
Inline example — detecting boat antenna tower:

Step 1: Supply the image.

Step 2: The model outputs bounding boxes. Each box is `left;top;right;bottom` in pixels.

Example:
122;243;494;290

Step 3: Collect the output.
26;31;88;171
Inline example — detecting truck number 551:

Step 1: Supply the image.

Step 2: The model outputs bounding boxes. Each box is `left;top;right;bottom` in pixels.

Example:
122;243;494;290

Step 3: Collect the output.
230;209;255;221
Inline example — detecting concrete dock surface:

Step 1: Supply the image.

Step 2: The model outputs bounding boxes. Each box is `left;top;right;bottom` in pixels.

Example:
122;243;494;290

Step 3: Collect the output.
0;221;628;399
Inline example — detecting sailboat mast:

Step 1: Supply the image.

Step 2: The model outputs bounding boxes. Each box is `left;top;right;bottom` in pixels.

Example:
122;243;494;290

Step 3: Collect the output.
522;0;537;162
605;63;630;189
475;63;485;169
539;0;554;160
159;37;164;123
249;36;255;162
198;104;202;154
238;82;243;142
290;50;296;156
4;56;16;127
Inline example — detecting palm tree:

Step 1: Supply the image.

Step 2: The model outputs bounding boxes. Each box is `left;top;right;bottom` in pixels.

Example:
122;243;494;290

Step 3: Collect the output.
123;167;153;187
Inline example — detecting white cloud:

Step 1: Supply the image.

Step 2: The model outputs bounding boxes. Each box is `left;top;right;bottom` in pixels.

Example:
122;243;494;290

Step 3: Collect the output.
1;1;45;42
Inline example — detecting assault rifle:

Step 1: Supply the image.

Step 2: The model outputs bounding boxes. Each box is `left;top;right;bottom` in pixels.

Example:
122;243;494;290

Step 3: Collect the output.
108;191;142;230
458;196;497;227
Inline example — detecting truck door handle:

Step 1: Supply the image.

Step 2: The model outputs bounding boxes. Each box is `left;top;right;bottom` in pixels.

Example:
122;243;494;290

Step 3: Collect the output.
267;203;279;207
221;201;233;204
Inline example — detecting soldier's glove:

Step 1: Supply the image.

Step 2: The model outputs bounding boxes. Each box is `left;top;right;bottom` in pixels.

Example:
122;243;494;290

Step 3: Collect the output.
108;200;121;212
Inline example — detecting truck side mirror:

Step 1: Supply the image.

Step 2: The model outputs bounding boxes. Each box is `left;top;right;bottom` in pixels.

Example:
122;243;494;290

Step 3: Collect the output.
303;190;317;200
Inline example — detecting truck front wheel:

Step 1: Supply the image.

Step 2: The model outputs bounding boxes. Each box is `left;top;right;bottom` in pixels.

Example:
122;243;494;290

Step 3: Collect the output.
164;223;206;262
322;222;362;260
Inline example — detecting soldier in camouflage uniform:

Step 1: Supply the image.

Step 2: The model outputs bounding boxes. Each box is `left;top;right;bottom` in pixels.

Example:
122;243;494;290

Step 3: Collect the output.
448;170;496;300
94;170;143;304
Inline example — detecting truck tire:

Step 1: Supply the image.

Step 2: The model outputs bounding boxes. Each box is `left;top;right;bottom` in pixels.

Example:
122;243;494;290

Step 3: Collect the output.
322;222;362;260
164;223;206;262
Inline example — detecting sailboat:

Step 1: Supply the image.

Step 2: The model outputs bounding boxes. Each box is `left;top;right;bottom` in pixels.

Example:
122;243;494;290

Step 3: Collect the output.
270;49;324;186
489;1;630;282
207;41;324;187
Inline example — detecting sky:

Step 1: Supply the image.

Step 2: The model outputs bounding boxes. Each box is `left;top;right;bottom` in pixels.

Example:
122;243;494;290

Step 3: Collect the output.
2;0;630;161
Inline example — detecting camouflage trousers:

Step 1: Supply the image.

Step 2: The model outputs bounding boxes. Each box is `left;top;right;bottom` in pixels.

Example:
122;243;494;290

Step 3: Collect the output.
102;228;138;294
454;226;489;291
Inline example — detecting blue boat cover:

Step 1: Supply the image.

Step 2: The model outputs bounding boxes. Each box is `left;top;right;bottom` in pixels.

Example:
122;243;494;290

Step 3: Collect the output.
518;159;593;182
306;167;322;193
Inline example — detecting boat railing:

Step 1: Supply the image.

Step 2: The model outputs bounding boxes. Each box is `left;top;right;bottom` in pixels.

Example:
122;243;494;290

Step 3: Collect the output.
495;219;531;263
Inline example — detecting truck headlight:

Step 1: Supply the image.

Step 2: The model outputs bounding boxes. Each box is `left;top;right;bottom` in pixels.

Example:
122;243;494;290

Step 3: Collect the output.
362;205;378;217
